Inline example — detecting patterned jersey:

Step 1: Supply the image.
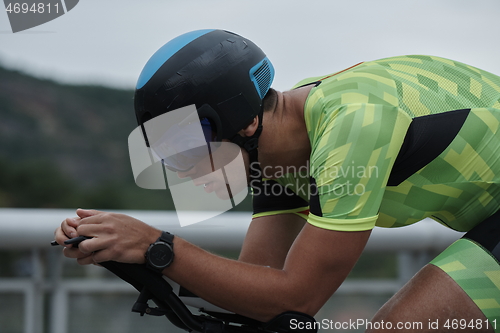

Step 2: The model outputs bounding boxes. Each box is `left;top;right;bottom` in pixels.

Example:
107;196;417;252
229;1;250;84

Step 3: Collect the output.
252;55;500;232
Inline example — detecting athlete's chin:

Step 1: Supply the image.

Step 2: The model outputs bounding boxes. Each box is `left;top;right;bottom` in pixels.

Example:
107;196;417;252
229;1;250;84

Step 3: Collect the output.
214;187;231;200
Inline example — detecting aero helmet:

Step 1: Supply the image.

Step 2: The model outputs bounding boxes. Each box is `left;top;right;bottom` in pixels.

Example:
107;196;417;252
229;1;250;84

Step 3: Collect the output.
134;29;275;154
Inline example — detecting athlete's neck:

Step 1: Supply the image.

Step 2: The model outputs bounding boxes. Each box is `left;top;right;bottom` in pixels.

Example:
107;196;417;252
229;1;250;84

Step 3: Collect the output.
258;85;313;178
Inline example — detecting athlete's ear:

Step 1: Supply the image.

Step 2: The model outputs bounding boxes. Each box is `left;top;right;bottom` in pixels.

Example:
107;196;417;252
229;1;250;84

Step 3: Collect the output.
238;116;259;137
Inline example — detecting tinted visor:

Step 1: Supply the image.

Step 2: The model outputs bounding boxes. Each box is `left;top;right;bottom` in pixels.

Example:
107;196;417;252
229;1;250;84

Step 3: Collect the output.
154;118;216;172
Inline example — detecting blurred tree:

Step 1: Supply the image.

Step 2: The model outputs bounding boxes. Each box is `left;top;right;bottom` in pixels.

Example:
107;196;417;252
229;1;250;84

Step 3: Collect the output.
0;158;76;208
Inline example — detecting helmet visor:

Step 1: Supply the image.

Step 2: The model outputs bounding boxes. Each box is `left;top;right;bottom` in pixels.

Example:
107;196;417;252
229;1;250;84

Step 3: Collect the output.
153;117;215;172
128;104;249;227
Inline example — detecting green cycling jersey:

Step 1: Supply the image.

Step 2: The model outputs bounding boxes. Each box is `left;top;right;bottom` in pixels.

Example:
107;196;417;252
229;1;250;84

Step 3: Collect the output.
253;55;500;232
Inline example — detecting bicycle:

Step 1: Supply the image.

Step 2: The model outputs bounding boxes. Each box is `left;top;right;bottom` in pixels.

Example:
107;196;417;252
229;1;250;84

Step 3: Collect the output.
99;261;318;333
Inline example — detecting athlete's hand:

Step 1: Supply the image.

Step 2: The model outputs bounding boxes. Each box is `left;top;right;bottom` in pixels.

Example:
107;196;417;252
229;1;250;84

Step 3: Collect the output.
54;215;82;245
61;209;162;265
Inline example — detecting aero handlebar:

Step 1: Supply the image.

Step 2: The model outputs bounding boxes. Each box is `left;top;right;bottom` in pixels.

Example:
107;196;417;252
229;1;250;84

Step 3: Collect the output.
99;261;318;333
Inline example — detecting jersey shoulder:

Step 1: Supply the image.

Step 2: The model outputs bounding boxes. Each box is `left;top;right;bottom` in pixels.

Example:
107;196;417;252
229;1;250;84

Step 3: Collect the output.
297;55;500;123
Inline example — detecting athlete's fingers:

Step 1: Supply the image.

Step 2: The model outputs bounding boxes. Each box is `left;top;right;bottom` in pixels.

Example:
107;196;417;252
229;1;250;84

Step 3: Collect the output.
70;211;161;264
75;252;106;266
73;223;100;238
76;238;125;264
76;253;95;266
75;224;115;254
76;208;104;220
66;217;79;228
89;249;116;264
62;246;91;259
56;217;80;245
74;211;112;227
76;236;109;255
54;227;72;247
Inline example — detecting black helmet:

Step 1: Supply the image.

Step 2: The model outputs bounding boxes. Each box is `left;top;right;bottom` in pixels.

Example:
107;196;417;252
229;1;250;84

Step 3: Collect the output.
134;29;274;148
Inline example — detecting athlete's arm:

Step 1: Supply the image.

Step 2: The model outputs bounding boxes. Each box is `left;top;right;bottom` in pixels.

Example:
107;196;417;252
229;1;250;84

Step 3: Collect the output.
238;214;306;269
58;209;370;322
168;223;371;321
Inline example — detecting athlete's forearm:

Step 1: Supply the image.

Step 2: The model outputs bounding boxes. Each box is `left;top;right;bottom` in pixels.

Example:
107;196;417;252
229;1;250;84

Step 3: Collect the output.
59;210;366;322
163;236;309;322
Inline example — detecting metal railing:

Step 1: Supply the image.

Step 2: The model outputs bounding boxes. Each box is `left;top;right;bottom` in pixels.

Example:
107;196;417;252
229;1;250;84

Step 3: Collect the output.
0;209;463;333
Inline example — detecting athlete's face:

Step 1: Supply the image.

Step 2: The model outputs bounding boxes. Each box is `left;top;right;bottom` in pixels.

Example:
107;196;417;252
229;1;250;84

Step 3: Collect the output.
175;140;248;200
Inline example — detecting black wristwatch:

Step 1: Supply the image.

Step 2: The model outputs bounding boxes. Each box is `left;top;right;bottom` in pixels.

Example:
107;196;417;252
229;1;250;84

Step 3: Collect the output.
145;231;174;273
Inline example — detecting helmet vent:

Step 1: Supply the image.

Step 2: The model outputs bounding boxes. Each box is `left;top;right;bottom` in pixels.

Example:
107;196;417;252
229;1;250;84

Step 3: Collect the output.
250;58;274;99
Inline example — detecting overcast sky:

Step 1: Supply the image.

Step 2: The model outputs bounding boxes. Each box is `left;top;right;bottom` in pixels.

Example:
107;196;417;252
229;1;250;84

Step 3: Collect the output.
1;0;499;91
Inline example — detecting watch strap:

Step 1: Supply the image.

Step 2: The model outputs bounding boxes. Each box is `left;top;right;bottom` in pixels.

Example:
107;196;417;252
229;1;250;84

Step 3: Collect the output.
158;231;174;245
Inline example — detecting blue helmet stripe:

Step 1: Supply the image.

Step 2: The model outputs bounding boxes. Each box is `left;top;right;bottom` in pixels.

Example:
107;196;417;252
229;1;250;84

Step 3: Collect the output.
136;29;215;89
249;57;275;99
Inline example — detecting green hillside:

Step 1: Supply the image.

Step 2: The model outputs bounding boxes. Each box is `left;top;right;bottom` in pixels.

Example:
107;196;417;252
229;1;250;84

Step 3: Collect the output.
0;66;252;211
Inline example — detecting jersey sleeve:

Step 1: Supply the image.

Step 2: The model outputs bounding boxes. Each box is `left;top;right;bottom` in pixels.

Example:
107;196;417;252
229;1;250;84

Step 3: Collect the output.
252;178;310;220
307;101;412;231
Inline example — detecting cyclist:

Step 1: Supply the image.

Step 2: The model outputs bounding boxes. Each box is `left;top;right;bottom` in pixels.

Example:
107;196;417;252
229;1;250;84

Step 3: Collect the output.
55;29;500;332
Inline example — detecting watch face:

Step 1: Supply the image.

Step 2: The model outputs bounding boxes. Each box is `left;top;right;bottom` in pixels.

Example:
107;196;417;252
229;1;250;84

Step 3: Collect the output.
149;243;173;268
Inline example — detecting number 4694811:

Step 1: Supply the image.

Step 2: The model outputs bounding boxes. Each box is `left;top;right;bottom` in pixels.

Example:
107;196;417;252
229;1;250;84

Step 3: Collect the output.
5;2;60;14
